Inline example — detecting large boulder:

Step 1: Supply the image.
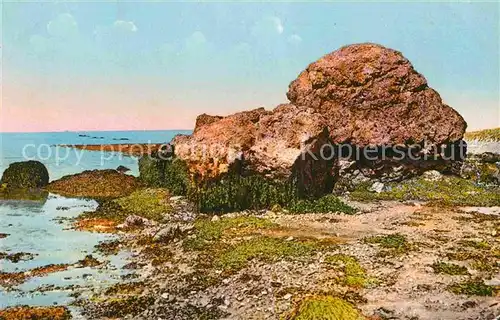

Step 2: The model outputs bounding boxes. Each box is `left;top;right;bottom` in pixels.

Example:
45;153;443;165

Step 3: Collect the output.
1;161;49;189
287;43;466;146
171;43;467;197
287;43;467;187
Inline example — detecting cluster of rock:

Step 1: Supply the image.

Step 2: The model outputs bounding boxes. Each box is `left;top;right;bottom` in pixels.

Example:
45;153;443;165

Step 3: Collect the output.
166;43;467;196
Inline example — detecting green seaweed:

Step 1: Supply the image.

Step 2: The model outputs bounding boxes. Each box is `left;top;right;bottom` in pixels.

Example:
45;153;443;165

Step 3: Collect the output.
325;254;372;287
214;236;321;272
448;279;497;296
364;234;414;257
350;176;500;206
138;156;190;196
184;216;277;251
284;296;364;320
431;261;469;275
113;188;172;222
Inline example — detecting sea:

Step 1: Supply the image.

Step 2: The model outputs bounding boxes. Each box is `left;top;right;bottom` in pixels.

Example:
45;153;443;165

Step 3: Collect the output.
0;130;190;312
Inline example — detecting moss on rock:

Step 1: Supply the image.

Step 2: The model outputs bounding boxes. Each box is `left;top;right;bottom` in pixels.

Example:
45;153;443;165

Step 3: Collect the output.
431;261;469;275
188;174;299;213
284;296;364;320
47;169;141;199
325;254;371;287
184;216;277;251
114;188;172;222
448;279;497;296
364;233;414;257
350;176;500;206
214;236;321;272
138;156;190;196
1;161;49;190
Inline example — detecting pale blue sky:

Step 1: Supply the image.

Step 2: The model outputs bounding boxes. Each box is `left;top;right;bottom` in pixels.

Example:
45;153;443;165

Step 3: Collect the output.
2;1;499;132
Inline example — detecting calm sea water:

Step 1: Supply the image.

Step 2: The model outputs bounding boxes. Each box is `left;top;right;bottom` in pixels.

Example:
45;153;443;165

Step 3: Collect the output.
0;130;191;180
0;130;189;310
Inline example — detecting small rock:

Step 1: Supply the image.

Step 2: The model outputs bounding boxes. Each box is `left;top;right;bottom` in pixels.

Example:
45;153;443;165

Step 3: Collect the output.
283;293;292;300
369;182;385;193
117;215;157;229
422;170;443;181
211;215;220;222
116;165;130;173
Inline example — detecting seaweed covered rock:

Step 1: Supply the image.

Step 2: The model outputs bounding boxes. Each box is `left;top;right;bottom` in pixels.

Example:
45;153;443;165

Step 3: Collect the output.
47;169;141;198
138;154;190;196
1;161;49;189
172;105;336;198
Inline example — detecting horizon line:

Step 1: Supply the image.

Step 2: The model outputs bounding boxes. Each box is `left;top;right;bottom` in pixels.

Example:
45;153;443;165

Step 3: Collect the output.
0;128;194;134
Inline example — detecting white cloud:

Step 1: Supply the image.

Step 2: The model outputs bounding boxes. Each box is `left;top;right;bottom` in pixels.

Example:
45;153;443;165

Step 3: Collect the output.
251;16;284;38
47;13;78;39
94;20;138;44
185;31;207;50
113;20;138;33
288;34;302;46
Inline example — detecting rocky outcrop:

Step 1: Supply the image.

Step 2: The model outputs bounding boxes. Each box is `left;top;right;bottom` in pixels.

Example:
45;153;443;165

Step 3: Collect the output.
47;169;141;198
169;43;467;197
1;161;49;189
287;43;466;146
172;105;335;197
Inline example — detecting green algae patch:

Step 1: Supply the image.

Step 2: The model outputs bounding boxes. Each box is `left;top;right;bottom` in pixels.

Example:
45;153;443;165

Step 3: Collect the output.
77;188;171;229
214;236;320;272
431;261;469;276
139;156;190;196
0;306;71;320
364;233;414;257
325;254;373;288
448;279;498;297
188;174;299;213
287;195;356;214
284;296;364;320
184;216;277;251
464;127;500;141
113;188;171;222
350;176;500;206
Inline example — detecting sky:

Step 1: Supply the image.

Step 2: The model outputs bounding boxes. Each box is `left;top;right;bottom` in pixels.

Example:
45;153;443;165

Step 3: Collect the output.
1;1;499;132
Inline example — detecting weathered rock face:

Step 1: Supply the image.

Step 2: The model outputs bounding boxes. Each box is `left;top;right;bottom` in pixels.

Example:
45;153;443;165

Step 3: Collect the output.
1;161;49;189
287;43;467;146
172;105;335;197
171;43;467;197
